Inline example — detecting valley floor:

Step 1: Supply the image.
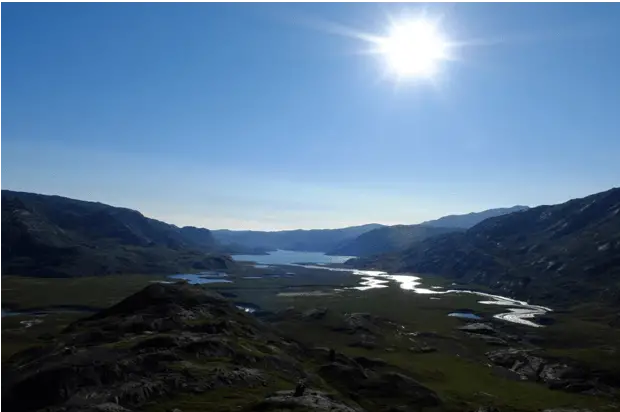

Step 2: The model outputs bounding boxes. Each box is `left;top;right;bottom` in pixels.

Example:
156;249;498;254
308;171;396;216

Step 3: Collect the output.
2;266;619;412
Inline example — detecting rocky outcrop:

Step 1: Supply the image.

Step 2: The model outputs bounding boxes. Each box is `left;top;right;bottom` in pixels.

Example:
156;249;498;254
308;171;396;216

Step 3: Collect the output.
486;348;605;394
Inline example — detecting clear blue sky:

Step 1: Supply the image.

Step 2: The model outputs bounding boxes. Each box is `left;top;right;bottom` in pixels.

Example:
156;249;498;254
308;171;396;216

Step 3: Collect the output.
2;3;619;230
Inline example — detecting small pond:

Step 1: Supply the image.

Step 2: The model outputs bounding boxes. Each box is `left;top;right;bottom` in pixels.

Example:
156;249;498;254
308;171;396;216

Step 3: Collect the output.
448;312;483;320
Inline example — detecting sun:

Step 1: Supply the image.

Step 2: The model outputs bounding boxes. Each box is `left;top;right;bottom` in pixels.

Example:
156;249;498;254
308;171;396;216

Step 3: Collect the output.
378;19;450;79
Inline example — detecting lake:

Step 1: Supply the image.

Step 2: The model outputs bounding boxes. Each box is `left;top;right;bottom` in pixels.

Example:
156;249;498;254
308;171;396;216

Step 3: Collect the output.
232;250;355;265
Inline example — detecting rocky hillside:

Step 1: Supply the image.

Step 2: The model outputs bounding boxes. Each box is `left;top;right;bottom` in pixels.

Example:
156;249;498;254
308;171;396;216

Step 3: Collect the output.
212;224;384;253
1;190;234;277
328;225;461;257
353;188;620;306
1;282;443;412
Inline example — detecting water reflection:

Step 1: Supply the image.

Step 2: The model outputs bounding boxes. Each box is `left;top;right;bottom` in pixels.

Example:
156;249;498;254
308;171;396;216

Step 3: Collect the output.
297;265;551;328
168;274;233;285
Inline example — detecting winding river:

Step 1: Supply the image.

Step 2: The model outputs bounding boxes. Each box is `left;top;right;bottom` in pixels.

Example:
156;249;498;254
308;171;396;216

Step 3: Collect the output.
233;251;552;328
298;265;552;328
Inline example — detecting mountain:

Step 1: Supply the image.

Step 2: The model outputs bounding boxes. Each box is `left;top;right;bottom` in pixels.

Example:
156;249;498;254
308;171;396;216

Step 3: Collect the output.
329;206;528;257
352;188;620;306
212;223;384;253
421;205;530;229
328;225;462;256
1;190;234;277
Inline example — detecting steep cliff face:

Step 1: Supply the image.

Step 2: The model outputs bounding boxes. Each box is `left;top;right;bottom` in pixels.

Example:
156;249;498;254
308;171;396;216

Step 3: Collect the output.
354;188;620;306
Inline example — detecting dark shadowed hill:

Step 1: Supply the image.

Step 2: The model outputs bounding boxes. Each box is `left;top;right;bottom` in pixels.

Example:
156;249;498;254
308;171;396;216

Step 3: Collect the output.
328;225;462;257
1;190;234;277
212;224;384;253
352;188;620;306
421;205;530;229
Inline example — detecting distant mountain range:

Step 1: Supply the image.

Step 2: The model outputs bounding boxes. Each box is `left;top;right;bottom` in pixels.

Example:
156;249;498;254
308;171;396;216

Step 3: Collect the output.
212;224;384;254
328;225;462;256
420;205;530;228
352;188;620;306
2;189;538;278
329;206;530;257
213;208;532;256
7;186;617;304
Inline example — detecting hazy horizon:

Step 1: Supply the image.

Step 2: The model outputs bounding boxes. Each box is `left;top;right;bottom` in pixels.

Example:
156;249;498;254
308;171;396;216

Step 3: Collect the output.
5;185;616;232
3;3;619;231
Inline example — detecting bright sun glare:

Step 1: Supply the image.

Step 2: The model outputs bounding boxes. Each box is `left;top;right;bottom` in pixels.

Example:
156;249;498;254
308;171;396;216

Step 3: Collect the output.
377;19;450;79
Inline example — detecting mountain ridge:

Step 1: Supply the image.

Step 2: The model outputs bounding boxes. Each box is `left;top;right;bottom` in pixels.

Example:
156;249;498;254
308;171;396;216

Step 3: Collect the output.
330;206;529;257
420;205;530;229
212;224;385;253
1;190;235;277
351;187;620;306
